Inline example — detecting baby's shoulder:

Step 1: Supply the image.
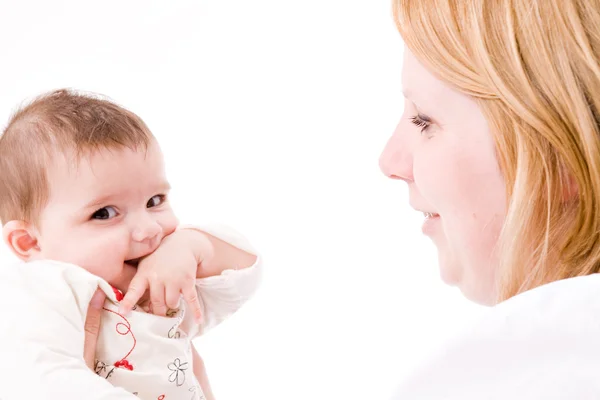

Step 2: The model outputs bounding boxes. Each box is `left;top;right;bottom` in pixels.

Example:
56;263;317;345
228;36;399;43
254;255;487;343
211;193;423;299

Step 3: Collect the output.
1;259;100;288
0;259;105;317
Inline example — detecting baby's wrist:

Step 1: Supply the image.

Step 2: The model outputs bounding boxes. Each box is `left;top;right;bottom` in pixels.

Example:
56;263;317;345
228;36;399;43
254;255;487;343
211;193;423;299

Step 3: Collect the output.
172;228;212;265
175;226;257;278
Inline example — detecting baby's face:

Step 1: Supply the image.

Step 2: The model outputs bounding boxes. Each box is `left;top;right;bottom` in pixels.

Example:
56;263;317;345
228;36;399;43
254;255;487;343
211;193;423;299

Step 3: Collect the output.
32;140;178;286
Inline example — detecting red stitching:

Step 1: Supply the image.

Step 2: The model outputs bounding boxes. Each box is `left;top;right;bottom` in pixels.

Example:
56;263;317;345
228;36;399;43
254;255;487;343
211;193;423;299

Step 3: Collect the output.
112;287;124;301
114;359;133;370
103;307;136;370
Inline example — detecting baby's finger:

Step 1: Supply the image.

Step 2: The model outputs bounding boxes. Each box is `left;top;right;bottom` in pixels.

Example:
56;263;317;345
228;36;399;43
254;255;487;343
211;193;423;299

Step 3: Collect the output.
150;281;168;317
119;275;148;315
182;284;202;324
165;285;181;311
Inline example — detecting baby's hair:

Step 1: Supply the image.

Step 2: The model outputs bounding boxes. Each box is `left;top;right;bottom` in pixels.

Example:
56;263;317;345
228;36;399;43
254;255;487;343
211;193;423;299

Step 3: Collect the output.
0;89;154;225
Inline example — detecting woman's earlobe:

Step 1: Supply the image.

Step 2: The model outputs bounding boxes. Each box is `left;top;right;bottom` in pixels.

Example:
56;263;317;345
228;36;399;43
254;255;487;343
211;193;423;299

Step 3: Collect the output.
2;220;40;261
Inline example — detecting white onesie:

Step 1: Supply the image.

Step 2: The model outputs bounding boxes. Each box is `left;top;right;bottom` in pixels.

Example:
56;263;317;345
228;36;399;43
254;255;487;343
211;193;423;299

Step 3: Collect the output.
0;224;261;400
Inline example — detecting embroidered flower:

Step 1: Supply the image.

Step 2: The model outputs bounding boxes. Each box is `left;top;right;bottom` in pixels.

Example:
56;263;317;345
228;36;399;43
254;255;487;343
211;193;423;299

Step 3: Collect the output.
168;324;181;339
166;308;179;317
112;287;124;301
94;360;108;375
167;358;188;386
94;360;115;379
189;385;205;400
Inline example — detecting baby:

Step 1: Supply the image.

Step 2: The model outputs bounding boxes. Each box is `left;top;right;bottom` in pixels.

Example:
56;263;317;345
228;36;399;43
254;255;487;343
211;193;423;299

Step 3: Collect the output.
0;89;261;400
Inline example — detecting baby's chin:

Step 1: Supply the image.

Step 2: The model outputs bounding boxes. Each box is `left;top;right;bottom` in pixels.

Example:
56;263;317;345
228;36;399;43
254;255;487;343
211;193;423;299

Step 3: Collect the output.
84;262;138;293
104;263;138;293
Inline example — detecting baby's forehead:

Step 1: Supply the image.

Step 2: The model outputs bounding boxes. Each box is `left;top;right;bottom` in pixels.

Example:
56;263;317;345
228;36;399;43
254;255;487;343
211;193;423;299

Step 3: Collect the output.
46;143;169;201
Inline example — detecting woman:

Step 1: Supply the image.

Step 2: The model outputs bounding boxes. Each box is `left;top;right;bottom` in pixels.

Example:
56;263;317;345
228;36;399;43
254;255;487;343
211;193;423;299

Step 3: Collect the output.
380;0;600;397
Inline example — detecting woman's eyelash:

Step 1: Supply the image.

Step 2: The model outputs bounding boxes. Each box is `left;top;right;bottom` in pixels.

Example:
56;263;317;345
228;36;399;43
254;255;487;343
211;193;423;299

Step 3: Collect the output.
410;114;431;133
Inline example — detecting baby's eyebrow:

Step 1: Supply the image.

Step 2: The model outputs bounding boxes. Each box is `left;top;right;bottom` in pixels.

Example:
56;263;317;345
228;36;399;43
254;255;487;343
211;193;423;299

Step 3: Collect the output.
81;181;171;210
156;181;172;192
83;194;118;210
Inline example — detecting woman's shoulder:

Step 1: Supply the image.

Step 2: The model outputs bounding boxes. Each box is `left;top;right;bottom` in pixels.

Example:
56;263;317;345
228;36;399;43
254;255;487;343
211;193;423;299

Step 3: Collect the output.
505;272;600;304
483;273;600;330
393;274;600;399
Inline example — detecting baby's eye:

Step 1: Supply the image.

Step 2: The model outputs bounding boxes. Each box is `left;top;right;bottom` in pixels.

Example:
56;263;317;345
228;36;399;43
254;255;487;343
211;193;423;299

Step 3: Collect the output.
91;206;118;220
147;194;166;208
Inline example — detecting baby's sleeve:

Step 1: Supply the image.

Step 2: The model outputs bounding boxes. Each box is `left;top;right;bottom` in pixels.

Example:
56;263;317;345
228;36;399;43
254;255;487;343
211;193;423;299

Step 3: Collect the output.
179;223;262;336
0;262;138;400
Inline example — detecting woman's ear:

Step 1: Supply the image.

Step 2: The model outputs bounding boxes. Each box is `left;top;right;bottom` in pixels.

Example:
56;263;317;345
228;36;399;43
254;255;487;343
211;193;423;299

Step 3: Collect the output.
2;220;41;261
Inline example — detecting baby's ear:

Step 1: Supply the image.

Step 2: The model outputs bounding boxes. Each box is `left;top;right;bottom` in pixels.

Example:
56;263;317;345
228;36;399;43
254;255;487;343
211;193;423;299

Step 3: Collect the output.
2;220;40;261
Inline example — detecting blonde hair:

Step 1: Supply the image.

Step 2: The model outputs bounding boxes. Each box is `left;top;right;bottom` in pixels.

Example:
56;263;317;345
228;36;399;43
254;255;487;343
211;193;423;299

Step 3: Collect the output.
394;0;600;301
0;89;153;225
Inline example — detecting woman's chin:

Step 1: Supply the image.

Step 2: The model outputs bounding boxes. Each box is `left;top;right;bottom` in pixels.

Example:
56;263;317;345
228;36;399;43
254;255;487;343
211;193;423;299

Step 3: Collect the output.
436;252;461;286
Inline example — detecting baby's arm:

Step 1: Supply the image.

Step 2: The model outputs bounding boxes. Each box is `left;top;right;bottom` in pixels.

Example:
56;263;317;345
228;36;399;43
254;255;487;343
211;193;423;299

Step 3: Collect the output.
180;226;258;278
119;223;261;331
0;264;138;400
187;223;262;335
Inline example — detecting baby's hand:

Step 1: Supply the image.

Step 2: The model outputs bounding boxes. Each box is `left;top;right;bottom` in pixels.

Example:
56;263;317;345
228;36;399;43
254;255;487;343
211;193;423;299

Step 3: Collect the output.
119;230;215;323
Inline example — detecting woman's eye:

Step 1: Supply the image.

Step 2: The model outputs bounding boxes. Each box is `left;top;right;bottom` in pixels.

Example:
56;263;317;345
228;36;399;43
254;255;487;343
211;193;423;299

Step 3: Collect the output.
147;194;166;208
91;206;118;220
410;114;431;134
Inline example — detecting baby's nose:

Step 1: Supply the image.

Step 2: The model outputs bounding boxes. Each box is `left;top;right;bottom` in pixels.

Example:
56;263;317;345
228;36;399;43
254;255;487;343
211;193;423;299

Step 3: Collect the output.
132;220;162;243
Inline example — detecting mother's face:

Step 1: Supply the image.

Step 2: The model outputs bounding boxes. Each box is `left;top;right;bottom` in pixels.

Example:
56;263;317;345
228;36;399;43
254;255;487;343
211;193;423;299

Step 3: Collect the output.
379;48;507;305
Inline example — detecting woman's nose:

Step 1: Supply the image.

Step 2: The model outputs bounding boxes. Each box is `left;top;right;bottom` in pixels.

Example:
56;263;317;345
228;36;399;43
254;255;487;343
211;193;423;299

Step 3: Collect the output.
379;123;414;182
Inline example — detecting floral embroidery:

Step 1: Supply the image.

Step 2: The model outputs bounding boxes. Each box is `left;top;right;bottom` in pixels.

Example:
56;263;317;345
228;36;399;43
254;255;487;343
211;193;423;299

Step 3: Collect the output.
189;385;205;400
166;308;179;317
103;307;137;370
168;324;181;339
114;359;134;370
167;358;188;386
167;307;185;339
94;360;115;379
112;287;124;301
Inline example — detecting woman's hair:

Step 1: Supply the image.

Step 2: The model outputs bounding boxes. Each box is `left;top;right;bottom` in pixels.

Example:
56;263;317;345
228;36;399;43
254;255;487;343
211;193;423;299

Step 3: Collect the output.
393;0;600;301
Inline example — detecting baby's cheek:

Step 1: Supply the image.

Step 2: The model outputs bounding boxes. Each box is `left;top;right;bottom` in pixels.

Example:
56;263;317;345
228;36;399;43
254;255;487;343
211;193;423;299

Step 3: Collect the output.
77;236;129;280
161;212;179;236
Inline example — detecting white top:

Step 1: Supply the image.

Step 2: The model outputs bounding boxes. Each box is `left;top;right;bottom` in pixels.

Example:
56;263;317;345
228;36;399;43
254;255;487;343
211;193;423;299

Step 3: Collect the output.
392;273;600;399
0;224;261;400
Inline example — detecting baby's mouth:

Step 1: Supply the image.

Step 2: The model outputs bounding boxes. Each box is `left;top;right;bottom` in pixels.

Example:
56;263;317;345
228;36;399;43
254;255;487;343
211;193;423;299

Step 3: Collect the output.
125;245;160;267
125;257;142;267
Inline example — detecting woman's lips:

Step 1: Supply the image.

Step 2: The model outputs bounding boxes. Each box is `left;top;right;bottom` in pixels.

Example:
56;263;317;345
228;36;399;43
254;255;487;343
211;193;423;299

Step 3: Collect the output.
422;212;440;235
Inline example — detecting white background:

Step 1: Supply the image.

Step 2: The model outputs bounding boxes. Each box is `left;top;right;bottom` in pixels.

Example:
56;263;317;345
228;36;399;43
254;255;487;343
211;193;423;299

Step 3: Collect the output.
0;1;486;399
